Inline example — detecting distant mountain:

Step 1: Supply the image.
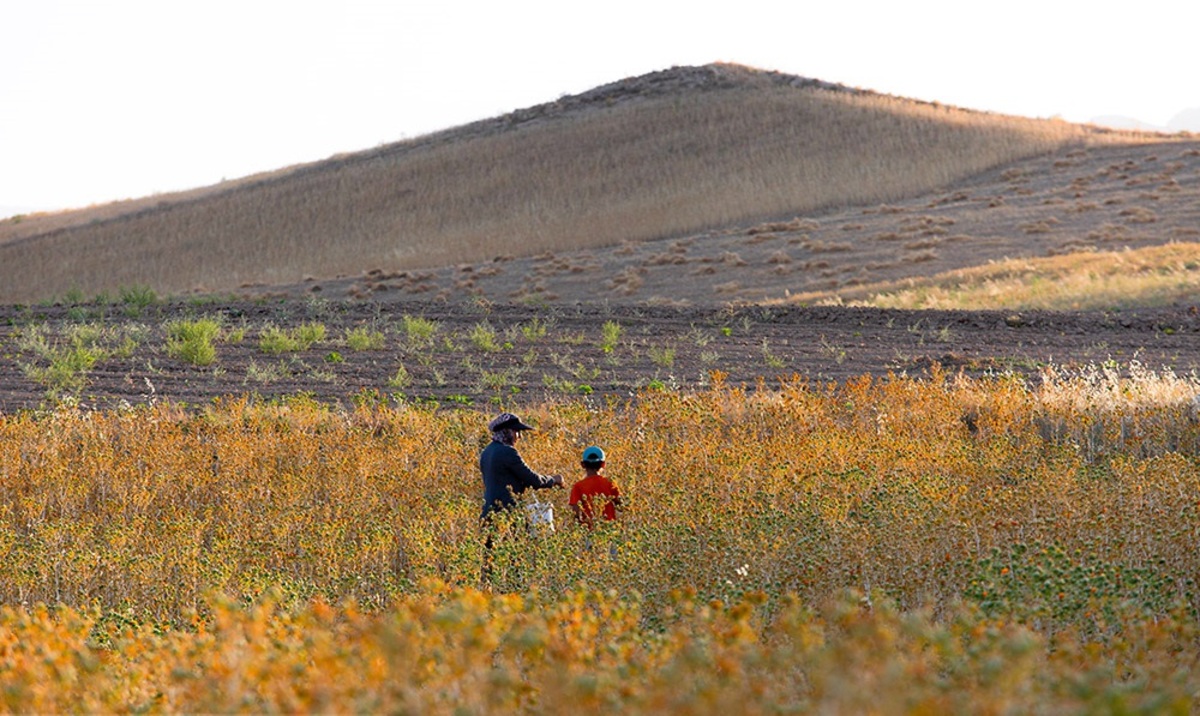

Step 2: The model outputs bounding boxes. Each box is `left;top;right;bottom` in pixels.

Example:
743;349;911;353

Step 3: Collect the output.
1168;108;1200;132
1089;115;1166;132
1089;108;1200;134
0;206;44;220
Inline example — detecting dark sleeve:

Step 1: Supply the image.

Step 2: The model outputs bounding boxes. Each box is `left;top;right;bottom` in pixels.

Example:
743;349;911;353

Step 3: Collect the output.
500;446;557;491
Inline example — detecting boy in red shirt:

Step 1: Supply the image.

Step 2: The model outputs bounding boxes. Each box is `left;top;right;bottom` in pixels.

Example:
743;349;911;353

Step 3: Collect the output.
569;446;621;527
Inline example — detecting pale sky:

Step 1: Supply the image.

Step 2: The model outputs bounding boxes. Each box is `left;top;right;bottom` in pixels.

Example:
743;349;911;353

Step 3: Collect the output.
2;0;1196;218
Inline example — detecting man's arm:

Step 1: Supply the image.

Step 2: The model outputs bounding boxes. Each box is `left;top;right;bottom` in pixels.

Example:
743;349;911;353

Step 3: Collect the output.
501;446;561;489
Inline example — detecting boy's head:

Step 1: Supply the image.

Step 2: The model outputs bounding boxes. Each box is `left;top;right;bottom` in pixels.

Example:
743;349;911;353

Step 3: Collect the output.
581;445;605;470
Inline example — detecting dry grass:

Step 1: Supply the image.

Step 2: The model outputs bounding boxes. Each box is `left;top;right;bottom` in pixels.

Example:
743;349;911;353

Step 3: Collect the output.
0;64;1110;303
789;242;1200;310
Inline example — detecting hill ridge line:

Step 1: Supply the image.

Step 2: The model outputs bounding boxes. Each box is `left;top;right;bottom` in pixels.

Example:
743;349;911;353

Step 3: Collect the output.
4;62;1179;304
0;64;1047;248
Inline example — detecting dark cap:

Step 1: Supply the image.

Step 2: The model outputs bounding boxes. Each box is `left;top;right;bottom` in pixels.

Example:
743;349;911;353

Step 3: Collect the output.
488;411;534;432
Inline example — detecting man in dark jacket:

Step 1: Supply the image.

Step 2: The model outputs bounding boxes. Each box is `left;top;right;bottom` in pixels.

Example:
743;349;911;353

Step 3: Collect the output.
479;412;561;588
480;411;562;520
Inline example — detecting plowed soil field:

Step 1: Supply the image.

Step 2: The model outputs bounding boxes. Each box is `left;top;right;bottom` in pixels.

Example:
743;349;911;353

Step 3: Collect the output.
3;299;1199;413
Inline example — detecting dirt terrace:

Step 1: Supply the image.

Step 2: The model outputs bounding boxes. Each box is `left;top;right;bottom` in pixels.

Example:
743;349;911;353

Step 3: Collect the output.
2;299;1199;413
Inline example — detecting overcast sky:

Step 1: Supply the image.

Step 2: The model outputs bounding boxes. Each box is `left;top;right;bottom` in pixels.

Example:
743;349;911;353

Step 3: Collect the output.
2;0;1196;218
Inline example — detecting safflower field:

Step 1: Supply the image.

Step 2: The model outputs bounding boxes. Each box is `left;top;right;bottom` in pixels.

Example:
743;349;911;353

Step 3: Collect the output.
1;360;1199;712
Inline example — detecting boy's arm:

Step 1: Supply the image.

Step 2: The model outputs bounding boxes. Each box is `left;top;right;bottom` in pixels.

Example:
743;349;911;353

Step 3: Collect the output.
568;484;581;517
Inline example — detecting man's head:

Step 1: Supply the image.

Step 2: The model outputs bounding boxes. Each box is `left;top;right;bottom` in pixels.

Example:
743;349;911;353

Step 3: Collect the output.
489;412;534;445
489;412;534;432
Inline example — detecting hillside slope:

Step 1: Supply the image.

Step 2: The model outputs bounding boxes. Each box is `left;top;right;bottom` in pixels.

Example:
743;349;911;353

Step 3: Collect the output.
0;64;1146;304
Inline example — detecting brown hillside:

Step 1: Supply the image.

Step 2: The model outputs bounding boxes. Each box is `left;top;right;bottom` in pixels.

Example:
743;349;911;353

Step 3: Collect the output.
230;139;1194;307
0;63;1156;304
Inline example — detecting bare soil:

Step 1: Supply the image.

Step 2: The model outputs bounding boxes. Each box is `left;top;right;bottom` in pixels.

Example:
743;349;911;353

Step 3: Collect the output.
6;137;1199;413
3;299;1199;414
236;139;1200;307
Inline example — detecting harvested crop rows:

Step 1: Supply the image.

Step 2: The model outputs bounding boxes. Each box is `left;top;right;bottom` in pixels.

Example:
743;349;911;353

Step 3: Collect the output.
2;299;1200;412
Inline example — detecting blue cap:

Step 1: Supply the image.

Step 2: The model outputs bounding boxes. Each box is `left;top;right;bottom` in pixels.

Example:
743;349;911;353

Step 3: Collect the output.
581;446;605;464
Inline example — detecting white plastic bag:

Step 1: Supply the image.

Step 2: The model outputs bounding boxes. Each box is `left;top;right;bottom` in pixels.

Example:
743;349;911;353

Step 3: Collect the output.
525;500;555;532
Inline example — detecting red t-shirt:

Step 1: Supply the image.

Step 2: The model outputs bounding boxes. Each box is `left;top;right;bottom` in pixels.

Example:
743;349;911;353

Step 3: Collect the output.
569;474;620;525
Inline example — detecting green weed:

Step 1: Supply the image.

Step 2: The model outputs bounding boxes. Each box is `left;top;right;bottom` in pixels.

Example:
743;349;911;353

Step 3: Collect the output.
345;326;386;351
600;321;622;353
469;322;501;352
649;344;676;369
166;318;221;366
401;315;438;343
